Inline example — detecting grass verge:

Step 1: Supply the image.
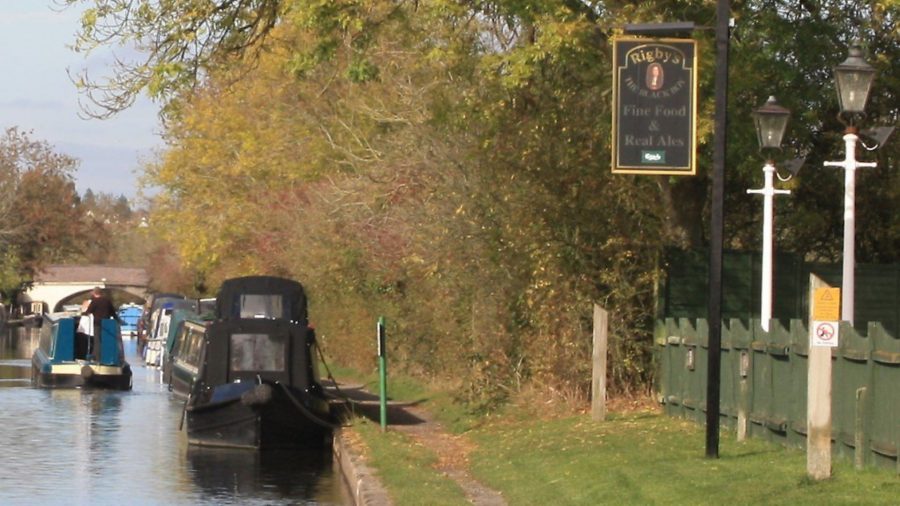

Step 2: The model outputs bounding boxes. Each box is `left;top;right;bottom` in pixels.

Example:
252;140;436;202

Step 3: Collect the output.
468;411;899;505
352;418;469;505
333;367;898;505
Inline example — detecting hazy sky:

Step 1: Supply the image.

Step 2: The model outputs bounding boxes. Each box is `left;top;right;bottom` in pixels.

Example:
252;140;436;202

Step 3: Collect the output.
0;1;161;200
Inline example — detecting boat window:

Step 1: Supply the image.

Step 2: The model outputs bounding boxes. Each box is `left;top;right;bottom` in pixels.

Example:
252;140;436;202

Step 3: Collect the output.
238;295;284;319
230;333;285;372
38;320;52;353
183;329;204;367
173;326;190;357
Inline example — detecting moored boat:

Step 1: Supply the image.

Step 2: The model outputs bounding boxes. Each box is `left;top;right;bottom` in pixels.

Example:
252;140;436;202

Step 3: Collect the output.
163;310;209;393
117;303;143;339
184;318;334;449
31;313;132;390
181;276;336;449
144;298;199;367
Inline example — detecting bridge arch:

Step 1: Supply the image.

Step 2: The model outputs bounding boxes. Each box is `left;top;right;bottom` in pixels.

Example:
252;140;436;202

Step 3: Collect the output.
21;265;149;314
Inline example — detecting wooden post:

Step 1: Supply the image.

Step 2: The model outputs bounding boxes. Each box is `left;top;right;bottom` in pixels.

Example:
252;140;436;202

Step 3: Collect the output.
736;349;750;441
854;387;867;469
807;274;833;480
591;304;608;421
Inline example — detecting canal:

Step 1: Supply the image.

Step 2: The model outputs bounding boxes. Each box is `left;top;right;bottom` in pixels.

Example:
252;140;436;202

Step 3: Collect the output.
0;325;346;505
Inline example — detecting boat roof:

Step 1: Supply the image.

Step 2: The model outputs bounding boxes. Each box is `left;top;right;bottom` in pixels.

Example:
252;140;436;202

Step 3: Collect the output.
214;276;307;324
165;308;210;354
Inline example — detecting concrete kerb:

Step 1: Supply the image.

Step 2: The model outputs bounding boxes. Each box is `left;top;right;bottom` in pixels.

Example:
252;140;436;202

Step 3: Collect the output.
333;427;392;506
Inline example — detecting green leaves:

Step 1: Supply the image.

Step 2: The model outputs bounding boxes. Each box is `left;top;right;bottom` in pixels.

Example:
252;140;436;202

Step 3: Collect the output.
75;0;899;409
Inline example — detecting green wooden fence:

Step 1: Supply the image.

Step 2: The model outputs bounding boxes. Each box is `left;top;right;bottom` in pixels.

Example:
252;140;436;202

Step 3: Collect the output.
655;317;899;472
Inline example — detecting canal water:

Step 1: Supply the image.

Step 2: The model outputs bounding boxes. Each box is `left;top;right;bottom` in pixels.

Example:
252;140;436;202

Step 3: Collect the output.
0;325;346;506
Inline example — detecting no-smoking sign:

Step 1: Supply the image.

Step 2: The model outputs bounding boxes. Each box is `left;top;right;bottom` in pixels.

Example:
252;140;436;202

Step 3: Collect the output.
811;320;840;347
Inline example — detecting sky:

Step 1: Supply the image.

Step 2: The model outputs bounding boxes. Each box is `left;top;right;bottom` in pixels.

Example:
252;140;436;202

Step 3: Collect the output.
0;1;162;200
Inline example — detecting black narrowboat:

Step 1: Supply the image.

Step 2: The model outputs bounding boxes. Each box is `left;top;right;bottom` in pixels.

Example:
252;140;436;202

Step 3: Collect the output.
180;276;335;449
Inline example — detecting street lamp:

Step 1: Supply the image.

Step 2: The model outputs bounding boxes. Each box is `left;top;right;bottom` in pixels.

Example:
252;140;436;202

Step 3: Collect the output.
824;42;878;324
753;96;791;149
834;44;876;116
748;96;791;332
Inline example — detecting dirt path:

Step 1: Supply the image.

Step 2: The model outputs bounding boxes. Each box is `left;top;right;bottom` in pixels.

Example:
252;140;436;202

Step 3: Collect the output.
329;382;506;506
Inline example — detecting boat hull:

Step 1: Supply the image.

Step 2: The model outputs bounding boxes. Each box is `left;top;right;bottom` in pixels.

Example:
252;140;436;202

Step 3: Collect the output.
186;382;332;450
32;360;132;390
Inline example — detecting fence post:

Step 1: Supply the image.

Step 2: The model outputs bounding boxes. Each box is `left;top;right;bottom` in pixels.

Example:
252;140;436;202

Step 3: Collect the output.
807;274;837;480
377;316;388;431
591;305;608;421
737;347;750;441
855;386;867;469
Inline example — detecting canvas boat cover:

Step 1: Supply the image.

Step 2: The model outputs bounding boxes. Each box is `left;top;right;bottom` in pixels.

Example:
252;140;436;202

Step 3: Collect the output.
214;276;307;325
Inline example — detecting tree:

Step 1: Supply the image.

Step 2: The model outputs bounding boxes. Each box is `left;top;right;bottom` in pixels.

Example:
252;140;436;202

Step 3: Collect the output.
0;128;85;301
63;0;283;118
69;0;900;406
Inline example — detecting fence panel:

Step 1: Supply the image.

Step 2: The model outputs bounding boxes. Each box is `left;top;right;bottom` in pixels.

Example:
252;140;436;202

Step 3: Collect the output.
767;321;792;443
869;323;899;471
680;319;705;424
749;322;773;441
788;319;808;447
657;317;898;472
656;319;683;418
833;324;872;464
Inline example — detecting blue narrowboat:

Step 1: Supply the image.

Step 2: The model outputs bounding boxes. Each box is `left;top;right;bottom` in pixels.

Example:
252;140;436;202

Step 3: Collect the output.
31;313;132;390
117;303;143;338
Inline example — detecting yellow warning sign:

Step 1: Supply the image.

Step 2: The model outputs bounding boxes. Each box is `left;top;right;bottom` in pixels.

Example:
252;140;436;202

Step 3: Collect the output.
813;287;841;321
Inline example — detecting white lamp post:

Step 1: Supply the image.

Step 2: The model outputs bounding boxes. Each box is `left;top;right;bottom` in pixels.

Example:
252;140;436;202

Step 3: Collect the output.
748;96;791;332
824;42;878;325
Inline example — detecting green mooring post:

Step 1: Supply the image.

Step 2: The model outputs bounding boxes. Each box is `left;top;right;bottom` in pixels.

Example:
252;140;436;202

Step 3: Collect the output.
377;316;388;431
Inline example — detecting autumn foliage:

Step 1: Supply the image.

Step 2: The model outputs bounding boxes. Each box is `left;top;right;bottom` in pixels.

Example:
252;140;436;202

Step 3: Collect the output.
69;0;900;410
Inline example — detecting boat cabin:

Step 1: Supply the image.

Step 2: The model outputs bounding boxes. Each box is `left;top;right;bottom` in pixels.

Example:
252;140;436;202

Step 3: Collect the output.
193;318;320;403
214;276;307;324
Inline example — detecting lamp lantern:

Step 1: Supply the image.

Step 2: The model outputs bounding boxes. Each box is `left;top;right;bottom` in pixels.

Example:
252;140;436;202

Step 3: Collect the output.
834;43;876;114
753;96;790;149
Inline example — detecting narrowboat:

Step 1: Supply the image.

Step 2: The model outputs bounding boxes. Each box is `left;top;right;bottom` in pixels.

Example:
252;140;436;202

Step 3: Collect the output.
144;299;199;367
137;292;187;355
31;313;132;390
181;276;335;449
117;303;143;338
163;310;209;392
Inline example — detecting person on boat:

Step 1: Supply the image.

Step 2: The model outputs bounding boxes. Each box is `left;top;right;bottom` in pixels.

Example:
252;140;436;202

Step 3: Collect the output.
83;287;117;358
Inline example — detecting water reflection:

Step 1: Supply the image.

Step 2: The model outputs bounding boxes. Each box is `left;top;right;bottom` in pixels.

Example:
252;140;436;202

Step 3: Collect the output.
187;447;337;505
0;325;343;505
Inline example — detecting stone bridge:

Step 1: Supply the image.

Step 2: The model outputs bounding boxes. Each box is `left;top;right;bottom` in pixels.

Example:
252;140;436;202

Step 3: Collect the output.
20;265;149;313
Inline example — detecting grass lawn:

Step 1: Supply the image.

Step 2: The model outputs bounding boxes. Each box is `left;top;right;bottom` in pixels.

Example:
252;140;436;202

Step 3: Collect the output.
331;367;897;505
468;411;899;505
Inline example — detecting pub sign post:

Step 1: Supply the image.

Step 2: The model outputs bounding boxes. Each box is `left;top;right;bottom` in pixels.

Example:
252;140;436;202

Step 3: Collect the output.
612;37;698;175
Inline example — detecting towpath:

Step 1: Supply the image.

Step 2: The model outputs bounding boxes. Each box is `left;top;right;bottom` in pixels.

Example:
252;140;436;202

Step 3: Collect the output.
325;381;506;506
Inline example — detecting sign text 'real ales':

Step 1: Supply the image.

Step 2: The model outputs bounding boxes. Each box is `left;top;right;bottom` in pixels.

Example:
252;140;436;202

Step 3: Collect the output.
612;38;698;175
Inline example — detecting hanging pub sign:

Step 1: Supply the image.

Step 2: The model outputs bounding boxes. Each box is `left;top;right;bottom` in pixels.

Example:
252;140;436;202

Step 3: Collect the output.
612;37;698;175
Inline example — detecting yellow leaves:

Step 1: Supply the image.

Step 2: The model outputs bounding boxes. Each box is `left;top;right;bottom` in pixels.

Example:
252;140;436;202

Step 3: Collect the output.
80;8;98;33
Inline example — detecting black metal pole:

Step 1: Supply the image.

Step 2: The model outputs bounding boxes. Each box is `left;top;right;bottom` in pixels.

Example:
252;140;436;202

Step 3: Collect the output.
706;0;730;458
